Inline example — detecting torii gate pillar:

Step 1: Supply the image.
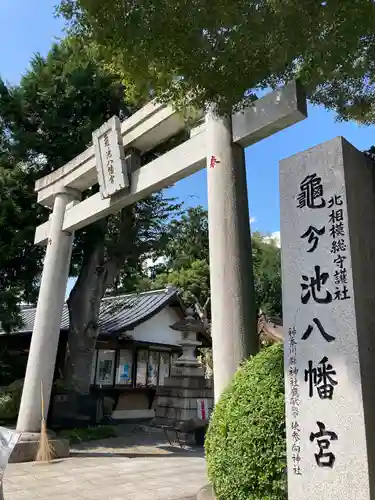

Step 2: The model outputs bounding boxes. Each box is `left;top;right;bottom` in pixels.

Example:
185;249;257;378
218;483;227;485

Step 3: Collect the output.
11;189;80;462
17;190;80;433
206;108;257;401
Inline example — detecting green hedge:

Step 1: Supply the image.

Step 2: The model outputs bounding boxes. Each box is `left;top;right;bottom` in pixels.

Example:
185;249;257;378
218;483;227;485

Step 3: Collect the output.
205;344;286;500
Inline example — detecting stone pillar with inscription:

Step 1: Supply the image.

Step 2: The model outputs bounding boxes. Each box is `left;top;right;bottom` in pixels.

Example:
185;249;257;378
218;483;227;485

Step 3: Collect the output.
280;137;375;500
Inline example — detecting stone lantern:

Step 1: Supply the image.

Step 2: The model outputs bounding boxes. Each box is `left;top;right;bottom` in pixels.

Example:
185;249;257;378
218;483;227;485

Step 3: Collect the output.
153;308;214;445
170;308;204;371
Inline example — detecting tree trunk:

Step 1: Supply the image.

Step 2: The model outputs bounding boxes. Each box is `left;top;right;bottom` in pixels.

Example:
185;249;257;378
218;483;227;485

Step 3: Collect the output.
64;245;119;395
64;209;135;395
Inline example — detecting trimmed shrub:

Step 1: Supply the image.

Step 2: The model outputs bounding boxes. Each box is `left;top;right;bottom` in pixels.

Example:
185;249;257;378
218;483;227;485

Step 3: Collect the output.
205;344;286;500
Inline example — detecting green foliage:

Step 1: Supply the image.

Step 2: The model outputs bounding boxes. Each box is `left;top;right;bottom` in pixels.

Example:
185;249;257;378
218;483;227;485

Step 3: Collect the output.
205;344;286;500
163;206;209;269
0;78;47;332
1;37;134;170
0;345;27;386
0;147;45;332
59;425;117;443
150;259;210;308
0;37;181;337
136;206;211;306
140;206;281;317
252;233;282;318
0;384;22;421
58;0;375;121
0;36;131;329
8;37;180;276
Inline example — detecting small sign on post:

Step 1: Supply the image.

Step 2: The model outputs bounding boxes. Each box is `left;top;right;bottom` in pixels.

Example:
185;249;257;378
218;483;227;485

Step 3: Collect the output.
197;399;209;421
92;116;130;199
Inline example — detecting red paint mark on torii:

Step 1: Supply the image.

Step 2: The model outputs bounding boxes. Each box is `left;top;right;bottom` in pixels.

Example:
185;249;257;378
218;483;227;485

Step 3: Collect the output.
210;155;220;169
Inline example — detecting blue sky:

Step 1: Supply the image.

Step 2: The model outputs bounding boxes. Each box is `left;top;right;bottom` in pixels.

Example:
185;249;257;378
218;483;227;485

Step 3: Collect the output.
2;0;375;240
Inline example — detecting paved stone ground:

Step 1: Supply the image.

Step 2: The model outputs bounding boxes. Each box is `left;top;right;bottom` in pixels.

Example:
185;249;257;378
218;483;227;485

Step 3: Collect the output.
3;425;207;500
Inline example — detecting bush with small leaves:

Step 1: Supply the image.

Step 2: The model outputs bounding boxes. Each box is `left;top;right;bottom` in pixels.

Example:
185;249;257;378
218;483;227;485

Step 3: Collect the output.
205;344;286;500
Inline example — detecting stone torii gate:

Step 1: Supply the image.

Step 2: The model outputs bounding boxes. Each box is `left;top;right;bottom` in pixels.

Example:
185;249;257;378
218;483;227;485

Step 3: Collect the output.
15;81;307;457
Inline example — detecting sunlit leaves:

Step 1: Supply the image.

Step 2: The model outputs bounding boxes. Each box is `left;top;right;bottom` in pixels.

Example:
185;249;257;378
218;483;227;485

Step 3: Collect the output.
58;0;375;121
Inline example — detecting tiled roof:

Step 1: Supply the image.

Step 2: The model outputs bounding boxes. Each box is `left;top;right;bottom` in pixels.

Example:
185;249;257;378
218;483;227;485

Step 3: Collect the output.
5;287;181;336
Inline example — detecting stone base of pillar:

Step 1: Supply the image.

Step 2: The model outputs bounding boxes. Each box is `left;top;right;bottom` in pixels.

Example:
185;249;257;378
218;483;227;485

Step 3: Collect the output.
153;363;214;445
9;432;70;463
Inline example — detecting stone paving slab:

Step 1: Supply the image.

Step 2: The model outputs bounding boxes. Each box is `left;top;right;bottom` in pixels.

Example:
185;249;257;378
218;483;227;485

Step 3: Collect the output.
4;451;207;499
2;424;207;499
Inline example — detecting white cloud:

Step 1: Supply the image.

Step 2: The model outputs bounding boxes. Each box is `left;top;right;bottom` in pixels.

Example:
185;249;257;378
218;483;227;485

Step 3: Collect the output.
144;255;168;268
272;231;281;247
263;231;281;248
143;256;169;276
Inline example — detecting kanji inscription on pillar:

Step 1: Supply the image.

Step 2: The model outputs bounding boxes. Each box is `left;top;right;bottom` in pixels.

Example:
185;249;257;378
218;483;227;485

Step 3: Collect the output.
280;137;375;500
92;115;130;199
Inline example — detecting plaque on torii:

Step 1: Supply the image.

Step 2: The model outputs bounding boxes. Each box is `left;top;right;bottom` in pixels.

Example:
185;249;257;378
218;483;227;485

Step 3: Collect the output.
92;115;130;199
